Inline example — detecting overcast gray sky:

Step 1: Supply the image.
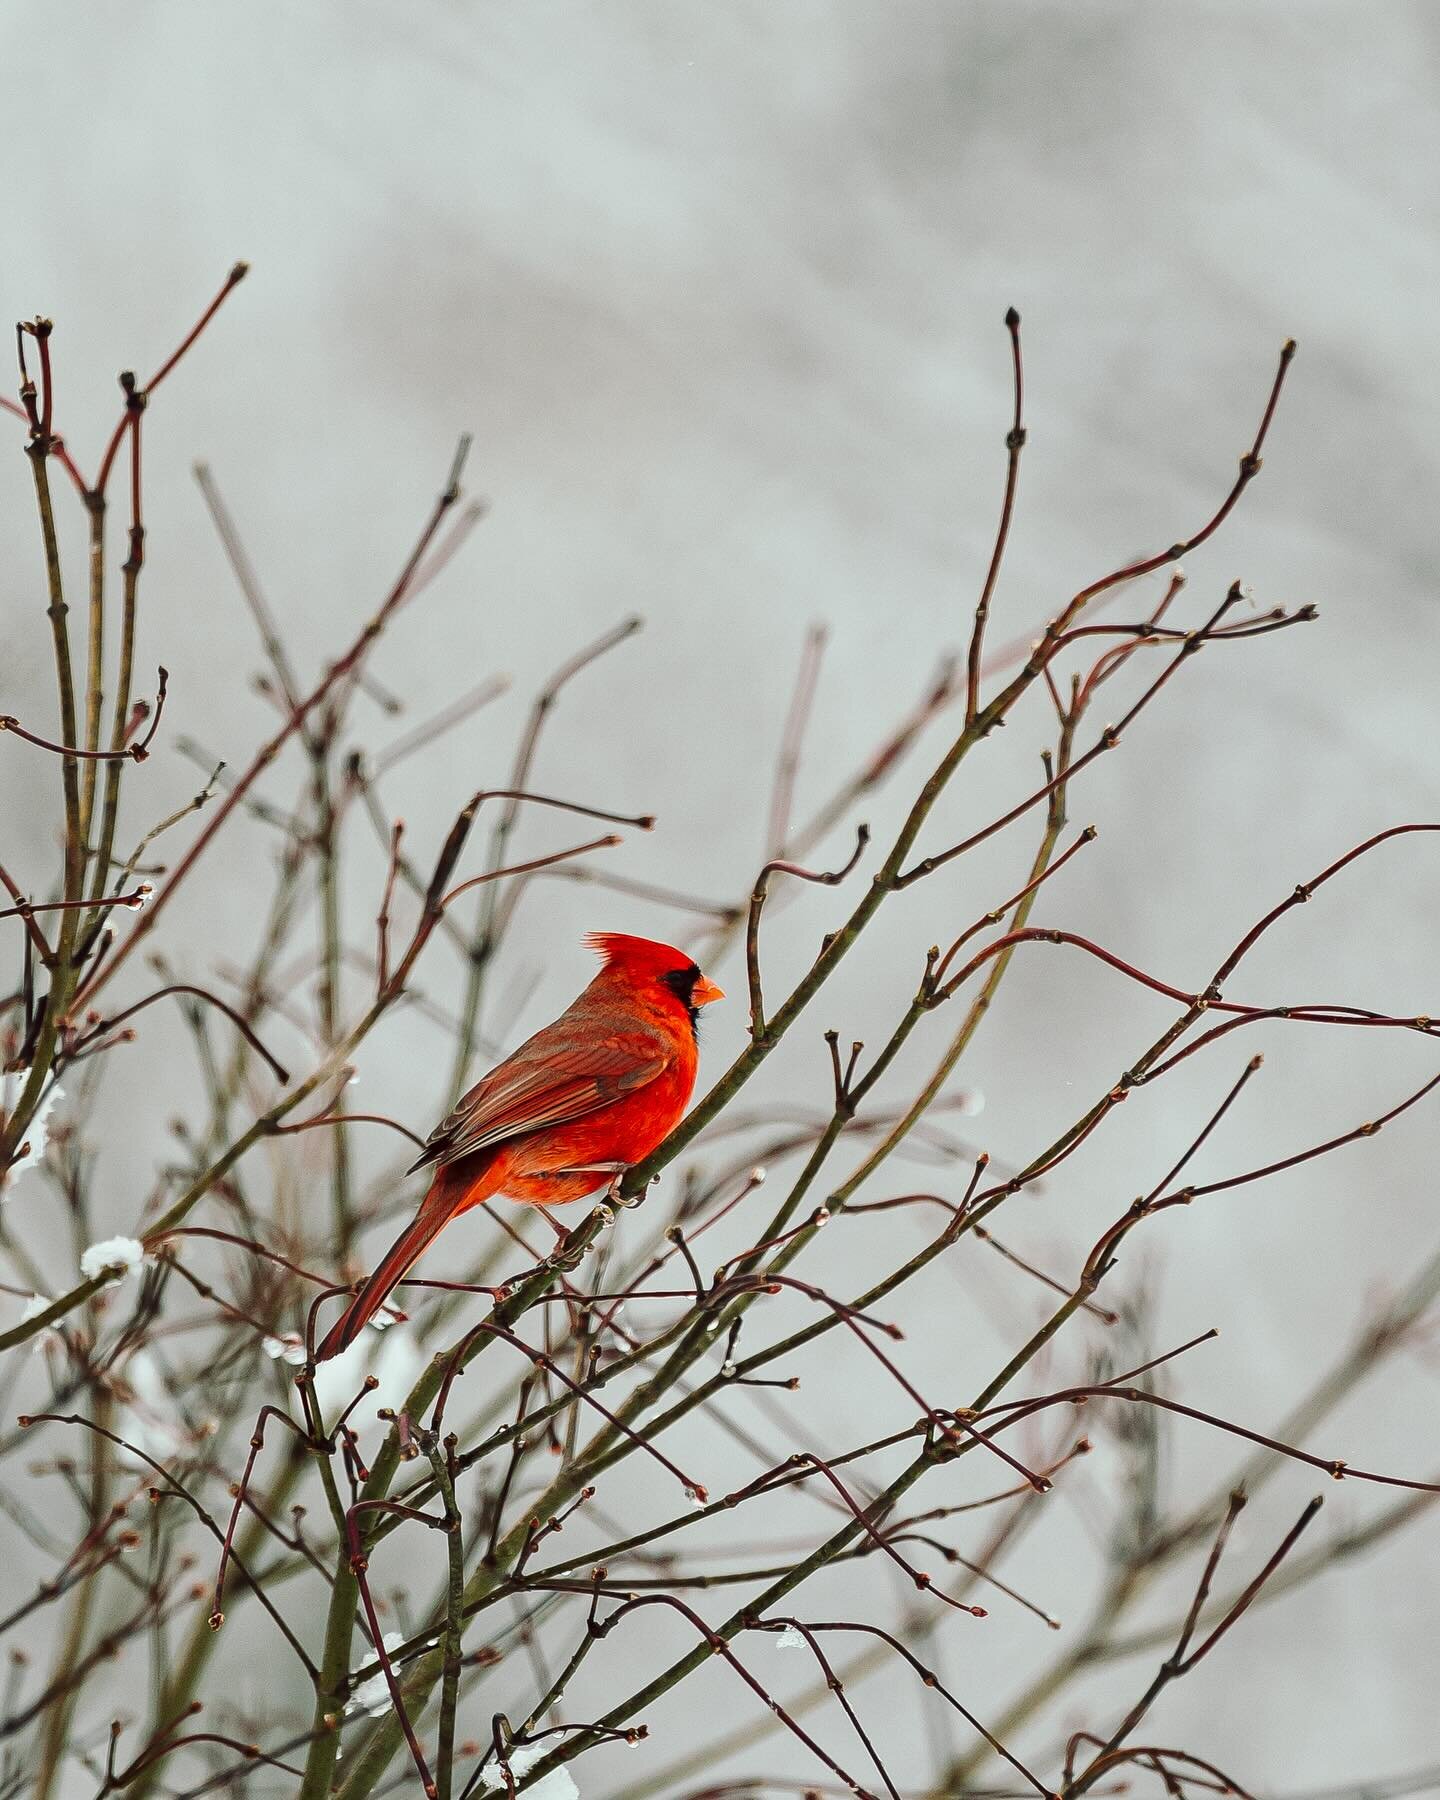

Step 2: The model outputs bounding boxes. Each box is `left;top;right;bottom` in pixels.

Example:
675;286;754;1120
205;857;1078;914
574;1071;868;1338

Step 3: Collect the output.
3;5;1439;1791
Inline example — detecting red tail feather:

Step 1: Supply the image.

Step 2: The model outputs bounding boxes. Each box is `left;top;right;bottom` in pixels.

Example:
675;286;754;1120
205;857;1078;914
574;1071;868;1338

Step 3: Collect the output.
316;1188;454;1362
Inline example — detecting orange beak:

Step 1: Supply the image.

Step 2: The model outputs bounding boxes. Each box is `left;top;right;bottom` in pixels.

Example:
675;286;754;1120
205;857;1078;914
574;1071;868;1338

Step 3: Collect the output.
692;975;725;1008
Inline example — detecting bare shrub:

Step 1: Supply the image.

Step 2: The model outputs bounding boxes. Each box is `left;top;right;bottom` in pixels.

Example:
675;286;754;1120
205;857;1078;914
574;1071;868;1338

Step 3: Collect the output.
2;281;1436;1800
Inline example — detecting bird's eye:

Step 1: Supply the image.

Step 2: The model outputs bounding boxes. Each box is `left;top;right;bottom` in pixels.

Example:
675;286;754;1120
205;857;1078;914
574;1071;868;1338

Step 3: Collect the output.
661;964;701;1006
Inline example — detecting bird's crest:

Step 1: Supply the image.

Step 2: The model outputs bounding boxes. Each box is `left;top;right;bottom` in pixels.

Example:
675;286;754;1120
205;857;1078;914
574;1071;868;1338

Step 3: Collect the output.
584;932;694;979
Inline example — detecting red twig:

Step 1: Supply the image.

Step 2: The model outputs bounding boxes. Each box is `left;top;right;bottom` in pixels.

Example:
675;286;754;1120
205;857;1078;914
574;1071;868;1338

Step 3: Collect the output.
271;1110;427;1149
93;263;249;497
440;835;624;911
0;667;167;762
65;982;290;1084
975;1383;1440;1497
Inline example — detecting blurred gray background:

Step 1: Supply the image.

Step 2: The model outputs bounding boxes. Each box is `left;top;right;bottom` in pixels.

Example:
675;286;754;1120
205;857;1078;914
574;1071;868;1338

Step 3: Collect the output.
2;3;1439;1793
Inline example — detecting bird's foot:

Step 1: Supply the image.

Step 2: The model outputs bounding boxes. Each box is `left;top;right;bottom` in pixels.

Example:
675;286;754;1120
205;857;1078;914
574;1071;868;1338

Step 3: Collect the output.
606;1167;658;1210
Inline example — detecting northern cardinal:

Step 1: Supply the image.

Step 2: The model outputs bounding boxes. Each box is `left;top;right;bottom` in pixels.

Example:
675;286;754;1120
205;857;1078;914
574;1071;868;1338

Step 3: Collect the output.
315;933;723;1361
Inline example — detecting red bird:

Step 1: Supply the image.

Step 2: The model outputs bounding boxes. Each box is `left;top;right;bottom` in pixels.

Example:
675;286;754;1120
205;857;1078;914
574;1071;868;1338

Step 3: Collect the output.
315;933;723;1361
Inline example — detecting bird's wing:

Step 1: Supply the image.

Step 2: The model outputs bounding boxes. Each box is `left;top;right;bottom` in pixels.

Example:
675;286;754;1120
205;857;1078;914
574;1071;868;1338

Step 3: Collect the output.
408;1030;670;1174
